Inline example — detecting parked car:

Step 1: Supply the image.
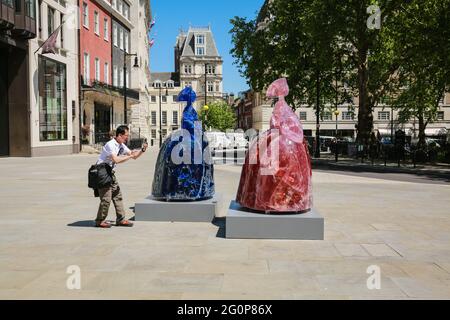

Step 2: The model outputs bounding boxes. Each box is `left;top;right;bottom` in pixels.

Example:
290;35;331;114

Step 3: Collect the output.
380;137;393;145
320;136;335;152
204;131;232;150
225;132;249;149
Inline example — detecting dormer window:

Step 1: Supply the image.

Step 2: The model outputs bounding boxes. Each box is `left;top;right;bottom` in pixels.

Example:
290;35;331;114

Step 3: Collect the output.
167;81;174;88
195;34;206;56
196;34;205;45
196;47;205;56
153;81;162;88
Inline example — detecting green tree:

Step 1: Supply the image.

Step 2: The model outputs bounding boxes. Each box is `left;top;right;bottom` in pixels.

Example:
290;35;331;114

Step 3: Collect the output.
390;0;450;149
199;101;237;132
230;0;409;151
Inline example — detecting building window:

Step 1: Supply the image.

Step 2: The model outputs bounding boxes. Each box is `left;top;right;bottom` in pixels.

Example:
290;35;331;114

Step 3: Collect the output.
38;56;67;141
207;81;213;93
378;111;390;121
83;53;89;85
113;65;118;86
172;95;178;102
112;0;116;9
151;129;156;139
437;111;445;121
82;2;88;28
113;24;118;47
25;0;36;19
124;3;130;19
119;68;123;87
215;83;220;92
103;18;108;40
184;65;192;74
118;0;122;14
196;47;205;56
150;96;156;103
104;62;109;84
162;111;167;125
119;28;124;50
47;6;54;38
196;34;205;45
173;111;178;125
94;58;100;81
151;111;157;125
299;112;307;121
322;112;332;121
162;129;167;138
162;96;167;103
94;11;99;34
206;64;215;74
124;33;129;53
342;111;354;120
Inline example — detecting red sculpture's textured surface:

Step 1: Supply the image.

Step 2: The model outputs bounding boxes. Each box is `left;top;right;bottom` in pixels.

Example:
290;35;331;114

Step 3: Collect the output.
236;78;313;213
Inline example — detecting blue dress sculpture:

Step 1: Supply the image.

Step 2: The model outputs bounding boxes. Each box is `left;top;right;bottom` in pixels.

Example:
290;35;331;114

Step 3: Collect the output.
151;86;215;201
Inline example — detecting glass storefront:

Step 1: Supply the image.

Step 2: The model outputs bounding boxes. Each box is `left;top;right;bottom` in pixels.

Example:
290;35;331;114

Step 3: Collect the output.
38;56;67;141
2;0;14;7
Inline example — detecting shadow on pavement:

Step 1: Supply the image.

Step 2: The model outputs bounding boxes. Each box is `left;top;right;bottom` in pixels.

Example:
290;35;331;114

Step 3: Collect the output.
67;220;96;228
212;217;226;239
313;161;450;185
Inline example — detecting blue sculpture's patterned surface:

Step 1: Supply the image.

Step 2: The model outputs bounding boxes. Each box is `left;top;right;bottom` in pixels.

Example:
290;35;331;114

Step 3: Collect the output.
151;87;215;201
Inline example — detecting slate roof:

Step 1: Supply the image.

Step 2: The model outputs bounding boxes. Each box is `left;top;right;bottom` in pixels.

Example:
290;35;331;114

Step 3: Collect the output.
179;27;220;58
150;72;180;83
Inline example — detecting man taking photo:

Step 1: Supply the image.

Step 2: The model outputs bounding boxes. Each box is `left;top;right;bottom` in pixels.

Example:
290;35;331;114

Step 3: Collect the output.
94;125;148;228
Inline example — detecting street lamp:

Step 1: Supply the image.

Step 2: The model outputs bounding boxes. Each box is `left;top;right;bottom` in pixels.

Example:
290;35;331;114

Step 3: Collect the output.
334;109;340;162
390;100;394;144
204;63;211;108
123;52;139;125
202;104;209;131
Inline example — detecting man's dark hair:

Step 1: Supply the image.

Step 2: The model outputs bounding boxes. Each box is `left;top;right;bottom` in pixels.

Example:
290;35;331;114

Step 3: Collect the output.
116;126;129;137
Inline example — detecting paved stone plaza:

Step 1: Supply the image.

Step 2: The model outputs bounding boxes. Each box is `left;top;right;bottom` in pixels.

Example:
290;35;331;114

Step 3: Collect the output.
1;147;450;299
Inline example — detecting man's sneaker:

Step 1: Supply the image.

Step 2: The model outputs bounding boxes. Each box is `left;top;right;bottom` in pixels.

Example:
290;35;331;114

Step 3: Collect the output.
96;221;112;229
116;220;134;227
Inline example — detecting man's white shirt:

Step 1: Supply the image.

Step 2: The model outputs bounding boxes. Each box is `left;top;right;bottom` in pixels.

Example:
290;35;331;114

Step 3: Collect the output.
97;139;131;169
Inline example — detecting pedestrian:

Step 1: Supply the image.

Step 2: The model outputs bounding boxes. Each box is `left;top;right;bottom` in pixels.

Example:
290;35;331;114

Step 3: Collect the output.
94;125;148;228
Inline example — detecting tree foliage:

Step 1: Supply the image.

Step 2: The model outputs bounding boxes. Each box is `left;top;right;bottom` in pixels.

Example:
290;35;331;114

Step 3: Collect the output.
230;0;450;150
390;0;450;148
199;101;237;132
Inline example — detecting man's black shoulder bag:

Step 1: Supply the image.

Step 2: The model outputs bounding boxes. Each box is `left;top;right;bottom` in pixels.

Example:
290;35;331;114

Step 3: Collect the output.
88;163;113;190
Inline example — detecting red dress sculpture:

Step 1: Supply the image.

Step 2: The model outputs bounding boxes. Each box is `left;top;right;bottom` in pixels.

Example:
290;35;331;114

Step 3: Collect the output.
236;78;313;213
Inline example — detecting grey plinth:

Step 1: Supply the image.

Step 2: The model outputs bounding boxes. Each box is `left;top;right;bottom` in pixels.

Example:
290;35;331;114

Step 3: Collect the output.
226;201;324;240
135;196;217;222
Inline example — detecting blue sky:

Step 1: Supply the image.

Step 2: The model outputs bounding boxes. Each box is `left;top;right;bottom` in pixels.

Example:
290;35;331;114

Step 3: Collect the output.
149;0;266;95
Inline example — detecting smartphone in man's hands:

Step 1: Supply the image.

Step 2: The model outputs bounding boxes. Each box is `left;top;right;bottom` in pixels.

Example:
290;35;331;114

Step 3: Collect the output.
142;139;149;152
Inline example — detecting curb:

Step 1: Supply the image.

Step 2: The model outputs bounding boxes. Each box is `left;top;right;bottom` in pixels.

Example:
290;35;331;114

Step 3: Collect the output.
312;159;450;179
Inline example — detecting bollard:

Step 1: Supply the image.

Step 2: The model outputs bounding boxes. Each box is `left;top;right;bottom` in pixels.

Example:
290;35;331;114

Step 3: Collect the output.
223;146;227;164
